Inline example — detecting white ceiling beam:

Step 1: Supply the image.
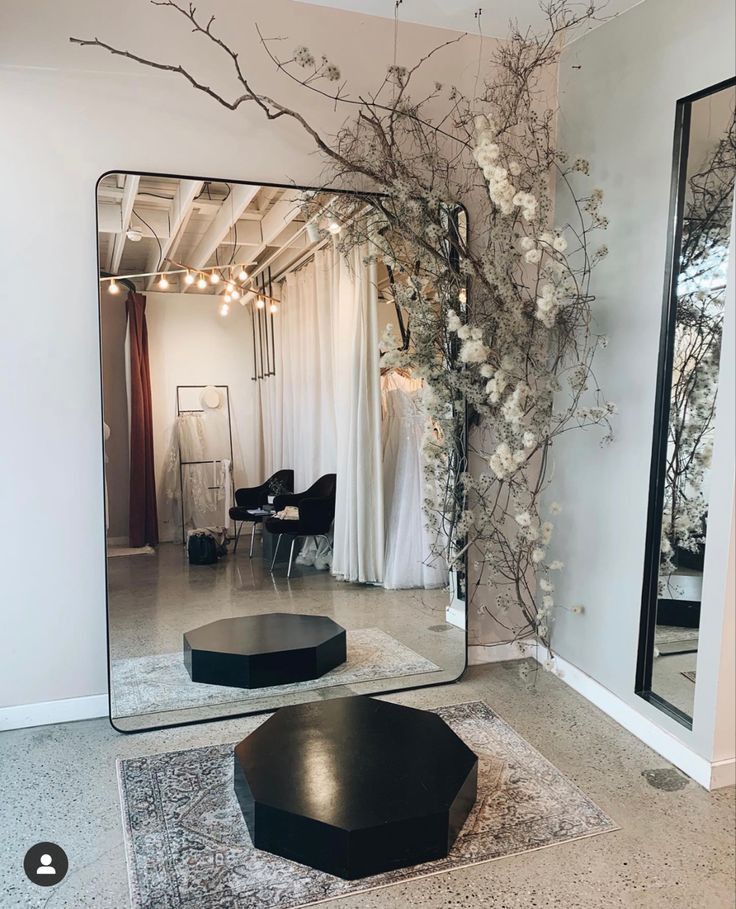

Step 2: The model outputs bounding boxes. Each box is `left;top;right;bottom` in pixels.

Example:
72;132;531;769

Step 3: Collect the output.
188;183;261;270
232;193;304;278
98;203;170;238
108;174;140;274
145;179;203;289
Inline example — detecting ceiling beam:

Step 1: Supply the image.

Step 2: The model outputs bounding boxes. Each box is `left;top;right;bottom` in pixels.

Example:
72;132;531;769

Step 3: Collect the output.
187;183;261;271
108;174;140;274
145;179;203;289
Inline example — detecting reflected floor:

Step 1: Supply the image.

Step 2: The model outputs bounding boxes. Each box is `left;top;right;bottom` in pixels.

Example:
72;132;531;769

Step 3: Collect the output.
652;651;697;718
107;540;465;725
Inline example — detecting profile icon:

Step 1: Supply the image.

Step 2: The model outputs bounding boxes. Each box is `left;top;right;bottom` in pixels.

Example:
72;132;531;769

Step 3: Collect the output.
23;842;68;887
36;853;56;875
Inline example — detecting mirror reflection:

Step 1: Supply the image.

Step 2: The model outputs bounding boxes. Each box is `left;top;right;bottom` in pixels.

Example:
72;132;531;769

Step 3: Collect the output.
98;174;466;731
645;83;735;721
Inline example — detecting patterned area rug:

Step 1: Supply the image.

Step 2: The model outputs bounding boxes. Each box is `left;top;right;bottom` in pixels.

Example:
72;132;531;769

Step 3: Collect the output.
118;701;616;909
111;628;439;717
655;625;699;644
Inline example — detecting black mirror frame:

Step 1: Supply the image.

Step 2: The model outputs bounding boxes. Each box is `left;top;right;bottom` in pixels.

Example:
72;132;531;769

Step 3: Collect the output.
95;169;470;734
635;76;736;728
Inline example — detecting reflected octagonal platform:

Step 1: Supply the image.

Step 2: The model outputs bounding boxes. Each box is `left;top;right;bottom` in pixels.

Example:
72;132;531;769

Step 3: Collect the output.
233;696;478;879
183;613;346;689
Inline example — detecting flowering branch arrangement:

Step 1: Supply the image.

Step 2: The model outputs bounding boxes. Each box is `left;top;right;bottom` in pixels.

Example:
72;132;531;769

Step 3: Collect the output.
72;0;616;656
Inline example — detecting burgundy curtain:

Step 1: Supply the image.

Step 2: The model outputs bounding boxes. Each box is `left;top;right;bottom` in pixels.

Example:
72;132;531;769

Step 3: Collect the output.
126;292;159;546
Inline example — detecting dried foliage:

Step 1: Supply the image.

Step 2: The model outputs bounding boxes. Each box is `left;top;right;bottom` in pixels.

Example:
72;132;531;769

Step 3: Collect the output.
73;0;616;655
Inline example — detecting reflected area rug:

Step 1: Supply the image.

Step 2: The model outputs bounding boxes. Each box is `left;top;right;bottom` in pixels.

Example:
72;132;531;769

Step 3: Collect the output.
118;701;617;909
111;628;439;718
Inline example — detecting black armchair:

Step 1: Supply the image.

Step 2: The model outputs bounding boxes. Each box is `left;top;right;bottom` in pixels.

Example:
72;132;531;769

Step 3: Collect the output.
229;469;294;556
265;474;337;577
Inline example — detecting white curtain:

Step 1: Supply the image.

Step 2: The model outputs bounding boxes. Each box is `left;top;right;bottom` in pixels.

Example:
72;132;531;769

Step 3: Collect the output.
330;245;384;583
259;241;384;584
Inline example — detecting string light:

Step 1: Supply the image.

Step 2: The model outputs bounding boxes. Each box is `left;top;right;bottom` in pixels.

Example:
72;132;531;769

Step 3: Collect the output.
256;297;265;310
458;287;467;304
224;292;232;303
226;283;234;294
197;274;207;290
327;219;341;234
230;288;240;301
184;271;195;285
269;302;278;314
238;267;248;282
210;272;220;285
219;302;230;317
108;278;120;294
158;275;169;289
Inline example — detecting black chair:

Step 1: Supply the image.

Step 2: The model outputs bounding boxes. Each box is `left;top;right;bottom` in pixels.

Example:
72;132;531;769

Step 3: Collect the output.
229;469;294;556
265;474;337;578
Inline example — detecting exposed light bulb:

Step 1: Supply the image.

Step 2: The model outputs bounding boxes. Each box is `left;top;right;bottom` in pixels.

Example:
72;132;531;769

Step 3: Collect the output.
256;297;265;310
210;272;220;285
224;292;232;303
126;227;143;242
184;271;195;285
238;267;248;282
458;287;467;304
219;302;230;317
269;302;278;314
158;275;170;289
327;220;341;234
226;284;234;294
230;288;240;300
197;275;207;290
108;278;120;295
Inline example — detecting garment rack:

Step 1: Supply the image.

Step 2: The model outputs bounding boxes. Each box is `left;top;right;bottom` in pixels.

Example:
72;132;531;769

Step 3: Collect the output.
176;385;235;544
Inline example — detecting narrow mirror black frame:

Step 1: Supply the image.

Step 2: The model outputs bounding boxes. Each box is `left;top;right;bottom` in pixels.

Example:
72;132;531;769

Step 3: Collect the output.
635;77;736;728
96;169;469;734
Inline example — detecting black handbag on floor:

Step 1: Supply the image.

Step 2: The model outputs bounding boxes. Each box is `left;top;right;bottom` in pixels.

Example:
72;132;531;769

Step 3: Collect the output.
187;531;219;565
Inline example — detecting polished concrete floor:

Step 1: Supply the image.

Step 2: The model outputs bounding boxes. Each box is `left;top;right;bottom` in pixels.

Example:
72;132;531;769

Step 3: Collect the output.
108;541;465;728
1;662;734;908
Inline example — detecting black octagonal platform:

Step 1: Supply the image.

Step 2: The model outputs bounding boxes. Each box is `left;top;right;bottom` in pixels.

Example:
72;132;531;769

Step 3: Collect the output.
183;613;346;689
233;696;478;879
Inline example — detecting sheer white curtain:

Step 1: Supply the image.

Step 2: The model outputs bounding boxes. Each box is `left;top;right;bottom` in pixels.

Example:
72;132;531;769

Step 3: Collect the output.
258;241;384;583
260;263;337;489
330;244;384;584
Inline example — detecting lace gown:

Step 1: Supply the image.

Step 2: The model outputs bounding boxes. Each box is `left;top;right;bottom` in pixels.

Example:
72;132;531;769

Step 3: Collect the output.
381;372;448;590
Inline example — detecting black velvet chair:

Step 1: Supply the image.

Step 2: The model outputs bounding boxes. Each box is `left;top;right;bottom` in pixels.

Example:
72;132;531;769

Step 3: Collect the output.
265;474;337;578
229;469;294;556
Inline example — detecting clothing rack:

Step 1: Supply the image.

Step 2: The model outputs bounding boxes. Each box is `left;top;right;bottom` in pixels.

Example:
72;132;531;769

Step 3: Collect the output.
176;385;235;544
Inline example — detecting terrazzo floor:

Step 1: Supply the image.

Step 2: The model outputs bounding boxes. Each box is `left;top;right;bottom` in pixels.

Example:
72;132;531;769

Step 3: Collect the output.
1;663;734;909
108;541;465;729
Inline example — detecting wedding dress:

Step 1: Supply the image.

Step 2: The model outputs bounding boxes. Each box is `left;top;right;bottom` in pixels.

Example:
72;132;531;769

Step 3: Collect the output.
381;371;448;589
161;413;231;534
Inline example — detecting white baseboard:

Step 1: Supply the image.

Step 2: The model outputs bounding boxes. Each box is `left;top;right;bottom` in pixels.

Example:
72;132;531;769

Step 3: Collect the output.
0;694;108;732
468;640;535;664
445;603;466;631
710;757;736;789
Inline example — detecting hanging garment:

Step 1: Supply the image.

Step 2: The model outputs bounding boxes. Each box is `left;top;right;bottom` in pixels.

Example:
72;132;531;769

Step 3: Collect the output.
381;371;448;590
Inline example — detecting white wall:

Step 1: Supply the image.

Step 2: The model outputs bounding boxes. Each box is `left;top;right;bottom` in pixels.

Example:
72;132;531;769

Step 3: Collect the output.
552;0;736;765
0;0;485;713
143;291;261;541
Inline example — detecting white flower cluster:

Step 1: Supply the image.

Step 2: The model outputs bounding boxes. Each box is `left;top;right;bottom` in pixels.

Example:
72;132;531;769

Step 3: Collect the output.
535;282;561;328
502;382;529;427
293;46;315;67
472;114;538;220
489;442;526;478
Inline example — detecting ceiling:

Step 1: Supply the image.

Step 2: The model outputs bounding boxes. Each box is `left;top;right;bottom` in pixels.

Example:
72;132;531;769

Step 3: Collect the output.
97;174;336;302
292;0;644;37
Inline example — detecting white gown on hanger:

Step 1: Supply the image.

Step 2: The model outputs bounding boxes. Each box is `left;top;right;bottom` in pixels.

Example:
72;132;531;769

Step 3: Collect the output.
381;372;448;590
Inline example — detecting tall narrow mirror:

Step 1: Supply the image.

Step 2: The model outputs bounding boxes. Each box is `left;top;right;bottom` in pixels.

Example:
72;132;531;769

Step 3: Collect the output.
97;173;467;731
637;79;736;725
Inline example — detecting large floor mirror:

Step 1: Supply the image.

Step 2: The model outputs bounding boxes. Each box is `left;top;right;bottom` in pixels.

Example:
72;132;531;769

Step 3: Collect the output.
637;78;736;725
97;172;467;732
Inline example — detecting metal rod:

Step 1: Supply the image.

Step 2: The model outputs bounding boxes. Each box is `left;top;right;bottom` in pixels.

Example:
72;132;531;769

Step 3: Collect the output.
268;266;276;377
270;534;282;572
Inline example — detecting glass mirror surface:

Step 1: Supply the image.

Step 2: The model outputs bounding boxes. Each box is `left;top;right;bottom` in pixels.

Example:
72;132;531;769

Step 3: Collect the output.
98;173;467;731
639;81;735;723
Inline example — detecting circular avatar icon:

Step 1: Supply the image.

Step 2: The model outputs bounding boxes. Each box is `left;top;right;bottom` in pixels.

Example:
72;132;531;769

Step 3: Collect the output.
23;842;69;887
